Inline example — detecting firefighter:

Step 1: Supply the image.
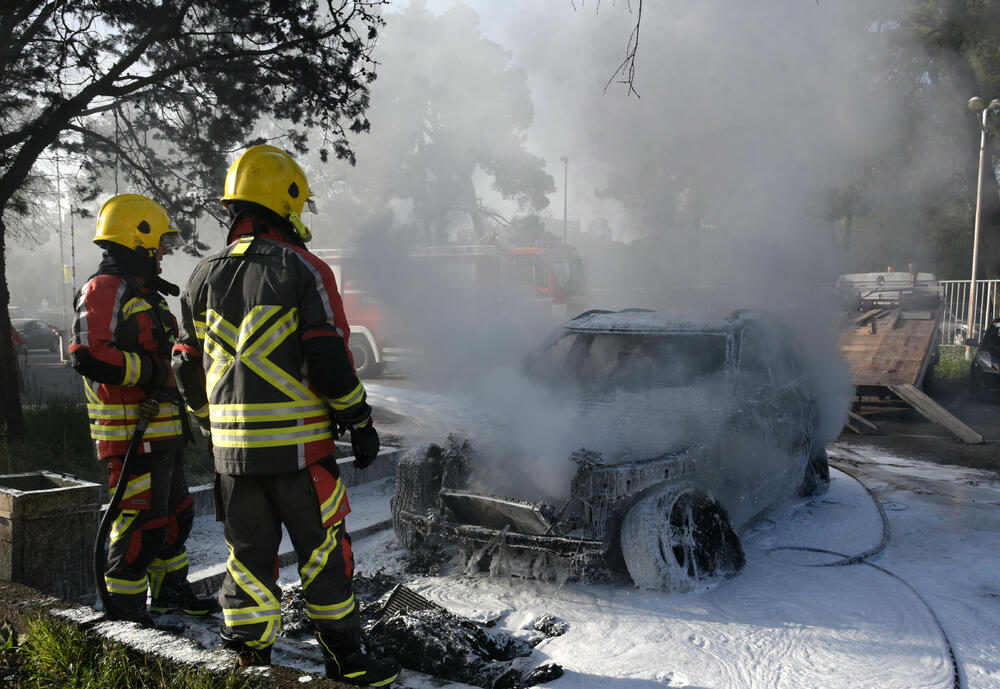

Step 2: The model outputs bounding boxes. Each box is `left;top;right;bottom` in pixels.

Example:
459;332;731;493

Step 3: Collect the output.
69;193;219;624
172;145;400;686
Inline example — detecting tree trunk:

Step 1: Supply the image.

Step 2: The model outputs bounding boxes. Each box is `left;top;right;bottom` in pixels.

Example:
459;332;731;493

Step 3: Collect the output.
0;217;26;441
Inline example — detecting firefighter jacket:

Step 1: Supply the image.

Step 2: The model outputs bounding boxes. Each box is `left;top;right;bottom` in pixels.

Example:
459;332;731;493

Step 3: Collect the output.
70;271;184;460
172;218;370;476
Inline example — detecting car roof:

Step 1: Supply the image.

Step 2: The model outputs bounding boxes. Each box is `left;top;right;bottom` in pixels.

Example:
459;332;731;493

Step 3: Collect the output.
561;309;750;336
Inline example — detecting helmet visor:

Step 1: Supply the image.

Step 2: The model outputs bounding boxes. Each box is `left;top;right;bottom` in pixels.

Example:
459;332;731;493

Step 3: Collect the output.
159;231;183;255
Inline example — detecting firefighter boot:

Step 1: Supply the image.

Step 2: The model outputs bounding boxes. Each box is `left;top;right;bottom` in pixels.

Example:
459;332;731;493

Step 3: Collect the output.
220;629;272;668
150;579;221;616
318;630;400;687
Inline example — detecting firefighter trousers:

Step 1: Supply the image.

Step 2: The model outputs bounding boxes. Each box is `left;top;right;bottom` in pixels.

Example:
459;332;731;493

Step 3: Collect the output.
217;462;357;651
104;447;194;619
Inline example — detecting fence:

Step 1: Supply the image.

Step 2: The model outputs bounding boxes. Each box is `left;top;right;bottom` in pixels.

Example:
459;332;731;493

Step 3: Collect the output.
938;279;1000;344
587;279;1000;346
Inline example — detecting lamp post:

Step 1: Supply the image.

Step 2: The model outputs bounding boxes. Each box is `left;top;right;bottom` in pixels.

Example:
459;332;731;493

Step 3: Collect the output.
966;97;1000;354
560;156;569;244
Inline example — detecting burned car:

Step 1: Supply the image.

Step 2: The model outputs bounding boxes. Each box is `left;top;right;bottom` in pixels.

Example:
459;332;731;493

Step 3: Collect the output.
391;309;829;591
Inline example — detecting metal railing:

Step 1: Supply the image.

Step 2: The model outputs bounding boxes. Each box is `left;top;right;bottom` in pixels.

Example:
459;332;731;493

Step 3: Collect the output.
587;279;1000;348
938;279;1000;344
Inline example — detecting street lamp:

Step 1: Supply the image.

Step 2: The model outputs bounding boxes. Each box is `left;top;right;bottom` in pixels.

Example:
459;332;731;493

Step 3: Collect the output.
966;96;1000;354
560;156;569;244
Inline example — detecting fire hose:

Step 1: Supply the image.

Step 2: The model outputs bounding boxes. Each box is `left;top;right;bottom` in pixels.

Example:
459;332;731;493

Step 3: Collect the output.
93;396;160;617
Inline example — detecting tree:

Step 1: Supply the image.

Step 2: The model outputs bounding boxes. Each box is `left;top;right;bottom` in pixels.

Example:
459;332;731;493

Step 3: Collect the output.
317;1;554;246
0;0;384;437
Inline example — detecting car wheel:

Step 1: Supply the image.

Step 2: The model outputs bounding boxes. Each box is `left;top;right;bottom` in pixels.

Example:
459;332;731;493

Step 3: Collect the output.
798;448;831;497
349;336;383;378
620;485;745;591
391;443;444;551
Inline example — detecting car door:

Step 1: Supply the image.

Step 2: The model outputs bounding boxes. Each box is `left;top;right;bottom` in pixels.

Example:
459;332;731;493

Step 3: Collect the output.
758;322;815;486
723;323;776;526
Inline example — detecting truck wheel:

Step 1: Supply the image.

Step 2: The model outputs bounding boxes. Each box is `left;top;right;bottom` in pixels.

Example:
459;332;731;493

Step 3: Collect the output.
391;444;444;551
798;448;830;497
620;485;744;591
349;337;383;378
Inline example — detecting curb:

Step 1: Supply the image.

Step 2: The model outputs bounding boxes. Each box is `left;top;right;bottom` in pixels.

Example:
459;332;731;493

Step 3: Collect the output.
0;580;356;688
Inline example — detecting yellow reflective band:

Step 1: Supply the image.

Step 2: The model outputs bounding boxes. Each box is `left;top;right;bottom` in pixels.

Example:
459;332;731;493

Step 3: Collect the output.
89;418;183;441
148;551;188;573
110;510;139;546
122;472;151;501
300;524;341;589
83;379;102;404
225;542;280;609
193;318;206;340
210;423;333;449
87;402;180;420
209;400;327;423
205;309;239;349
222;606;282;625
320;481;346;525
203;306;314;402
122;297;152;320
305;594;356;621
105;575;148;596
120;351;142;386
188;403;209;418
230;237;254;256
327;381;365;411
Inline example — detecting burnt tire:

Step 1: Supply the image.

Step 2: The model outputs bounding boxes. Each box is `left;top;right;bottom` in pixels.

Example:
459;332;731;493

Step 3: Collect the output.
391;444;444;551
798;448;830;497
620;485;744;591
350;336;383;378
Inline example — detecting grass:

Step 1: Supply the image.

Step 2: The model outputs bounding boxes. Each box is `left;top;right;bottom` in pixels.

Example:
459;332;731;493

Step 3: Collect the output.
0;616;255;689
0;387;215;490
932;345;972;381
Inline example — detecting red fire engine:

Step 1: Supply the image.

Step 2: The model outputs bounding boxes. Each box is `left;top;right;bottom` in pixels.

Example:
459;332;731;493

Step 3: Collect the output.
312;243;586;376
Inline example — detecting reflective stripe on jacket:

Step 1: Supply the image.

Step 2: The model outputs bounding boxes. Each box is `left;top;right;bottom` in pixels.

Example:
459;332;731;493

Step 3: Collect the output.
69;273;183;459
173;219;368;475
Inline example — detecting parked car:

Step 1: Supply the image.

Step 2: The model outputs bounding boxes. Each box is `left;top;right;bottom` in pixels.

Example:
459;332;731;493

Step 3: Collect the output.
969;317;1000;401
12;318;61;352
391;308;829;591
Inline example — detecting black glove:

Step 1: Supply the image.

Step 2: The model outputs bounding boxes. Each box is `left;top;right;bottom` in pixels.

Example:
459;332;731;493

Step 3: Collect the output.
350;422;380;470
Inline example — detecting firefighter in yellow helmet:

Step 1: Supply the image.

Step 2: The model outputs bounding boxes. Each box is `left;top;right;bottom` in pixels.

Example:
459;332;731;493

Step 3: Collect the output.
69;194;219;624
172;146;399;685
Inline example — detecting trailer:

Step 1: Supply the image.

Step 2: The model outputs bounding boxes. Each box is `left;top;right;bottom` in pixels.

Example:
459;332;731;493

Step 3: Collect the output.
837;271;983;444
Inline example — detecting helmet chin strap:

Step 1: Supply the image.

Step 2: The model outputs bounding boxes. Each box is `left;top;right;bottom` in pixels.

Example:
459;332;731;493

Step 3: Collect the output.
288;212;312;243
99;243;179;296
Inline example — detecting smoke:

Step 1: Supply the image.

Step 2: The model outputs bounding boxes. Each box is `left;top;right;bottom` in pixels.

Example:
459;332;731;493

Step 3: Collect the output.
340;0;890;499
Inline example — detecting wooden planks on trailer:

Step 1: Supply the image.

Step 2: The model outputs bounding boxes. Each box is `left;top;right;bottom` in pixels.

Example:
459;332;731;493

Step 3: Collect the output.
839;309;939;387
887;384;984;444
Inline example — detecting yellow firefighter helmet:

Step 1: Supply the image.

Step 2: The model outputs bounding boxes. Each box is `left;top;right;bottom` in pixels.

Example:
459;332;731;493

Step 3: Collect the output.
220;145;314;242
93;194;181;257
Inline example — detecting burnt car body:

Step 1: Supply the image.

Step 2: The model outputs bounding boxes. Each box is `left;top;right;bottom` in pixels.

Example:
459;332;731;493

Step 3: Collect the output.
391;309;829;590
969;317;1000;401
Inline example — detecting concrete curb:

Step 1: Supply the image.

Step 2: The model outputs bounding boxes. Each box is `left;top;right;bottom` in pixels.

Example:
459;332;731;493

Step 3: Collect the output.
0;580;356;688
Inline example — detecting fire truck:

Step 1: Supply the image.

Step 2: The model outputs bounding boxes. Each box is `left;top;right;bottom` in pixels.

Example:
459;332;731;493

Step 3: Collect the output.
312;243;586;376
